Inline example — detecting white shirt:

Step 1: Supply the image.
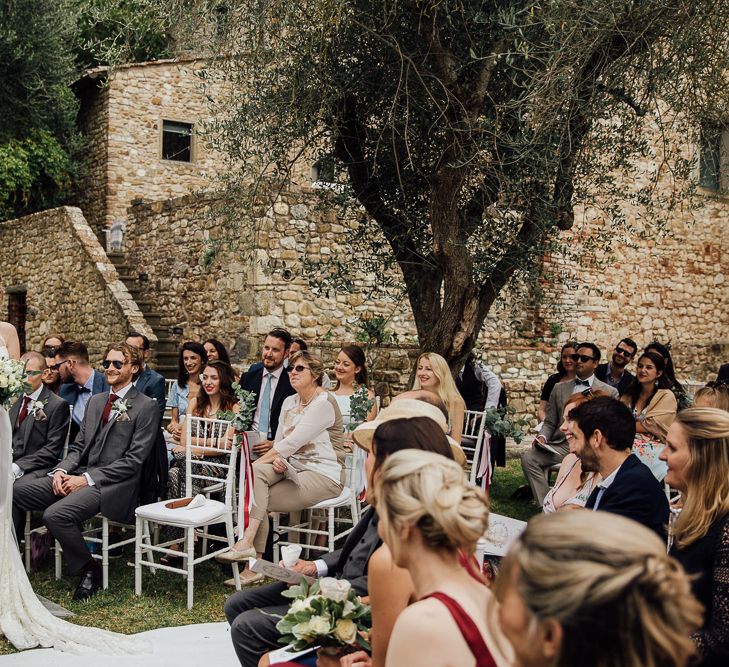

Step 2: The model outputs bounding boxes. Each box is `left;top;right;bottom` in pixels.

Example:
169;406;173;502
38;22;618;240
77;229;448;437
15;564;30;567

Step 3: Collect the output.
591;460;623;510
251;365;285;432
572;374;595;394
458;362;503;409
11;385;44;479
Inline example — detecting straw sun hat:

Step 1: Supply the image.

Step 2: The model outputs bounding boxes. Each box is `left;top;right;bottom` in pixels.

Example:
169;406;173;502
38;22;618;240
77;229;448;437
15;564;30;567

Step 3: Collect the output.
351;398;467;467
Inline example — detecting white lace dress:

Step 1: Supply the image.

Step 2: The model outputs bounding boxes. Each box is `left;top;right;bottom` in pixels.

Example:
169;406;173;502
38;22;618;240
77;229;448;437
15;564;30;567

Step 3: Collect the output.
0;343;149;653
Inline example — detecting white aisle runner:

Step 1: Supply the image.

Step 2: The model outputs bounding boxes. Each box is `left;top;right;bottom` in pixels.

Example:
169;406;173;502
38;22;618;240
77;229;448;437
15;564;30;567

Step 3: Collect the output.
1;622;238;665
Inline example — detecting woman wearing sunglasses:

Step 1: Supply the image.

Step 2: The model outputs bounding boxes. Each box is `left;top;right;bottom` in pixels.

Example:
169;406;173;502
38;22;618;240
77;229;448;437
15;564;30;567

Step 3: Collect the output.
218;350;343;583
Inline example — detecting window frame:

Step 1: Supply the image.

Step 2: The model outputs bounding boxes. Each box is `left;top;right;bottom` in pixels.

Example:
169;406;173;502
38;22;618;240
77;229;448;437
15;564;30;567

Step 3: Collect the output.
159;118;196;164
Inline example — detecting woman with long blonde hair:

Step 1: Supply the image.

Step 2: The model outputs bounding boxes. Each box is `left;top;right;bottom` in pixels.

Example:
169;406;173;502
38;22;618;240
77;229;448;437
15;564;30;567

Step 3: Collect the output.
411;352;466;443
660;407;729;666
495;511;702;667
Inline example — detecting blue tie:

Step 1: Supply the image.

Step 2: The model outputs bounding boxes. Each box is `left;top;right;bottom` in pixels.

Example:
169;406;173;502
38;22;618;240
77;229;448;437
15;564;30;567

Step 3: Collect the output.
258;373;273;438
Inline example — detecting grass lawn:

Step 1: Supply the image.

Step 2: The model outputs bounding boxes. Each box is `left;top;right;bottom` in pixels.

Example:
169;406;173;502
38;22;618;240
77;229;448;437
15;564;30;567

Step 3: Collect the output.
0;459;537;655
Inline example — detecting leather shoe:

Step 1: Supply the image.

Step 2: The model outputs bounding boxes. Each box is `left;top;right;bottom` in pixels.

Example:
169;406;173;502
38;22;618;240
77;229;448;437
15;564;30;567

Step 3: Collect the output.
73;561;102;601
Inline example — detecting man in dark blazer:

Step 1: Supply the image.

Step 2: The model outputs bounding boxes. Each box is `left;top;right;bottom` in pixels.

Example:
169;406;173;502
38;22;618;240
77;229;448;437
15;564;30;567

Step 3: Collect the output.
56;340;109;441
522;342;619;505
10;352;70;482
716;363;729;385
12;342;160;600
570;395;669;538
595;337;638;396
238;327;295;456
224;507;381;667
126;332;166;420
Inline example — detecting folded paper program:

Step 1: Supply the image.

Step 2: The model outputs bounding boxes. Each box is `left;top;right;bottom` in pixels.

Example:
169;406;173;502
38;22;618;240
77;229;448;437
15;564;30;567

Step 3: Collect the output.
164;494;207;510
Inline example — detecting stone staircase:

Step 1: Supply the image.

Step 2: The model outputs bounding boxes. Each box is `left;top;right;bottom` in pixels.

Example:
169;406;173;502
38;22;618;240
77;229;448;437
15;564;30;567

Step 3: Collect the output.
107;251;180;379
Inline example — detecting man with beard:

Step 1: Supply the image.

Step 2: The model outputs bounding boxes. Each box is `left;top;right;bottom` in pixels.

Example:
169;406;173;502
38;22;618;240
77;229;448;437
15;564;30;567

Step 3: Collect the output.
567;396;669;538
595;337;637;395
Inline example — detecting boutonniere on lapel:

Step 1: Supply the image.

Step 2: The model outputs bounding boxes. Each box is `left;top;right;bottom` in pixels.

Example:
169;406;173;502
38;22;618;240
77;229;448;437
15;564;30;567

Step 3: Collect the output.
111;398;131;422
30;398;48;422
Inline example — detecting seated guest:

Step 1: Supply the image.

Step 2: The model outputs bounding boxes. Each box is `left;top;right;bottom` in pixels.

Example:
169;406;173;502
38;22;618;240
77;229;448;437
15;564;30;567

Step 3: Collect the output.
330;344;378;429
411;352;466;443
42;351;63;394
204;338;231;365
287;336;331;388
661;408;729;666
645;340;690;410
716;363;729;386
376;450;513;667
161;360;239;563
57;340;109;440
595;337;637;396
537;342;577;422
522;343;617;506
693;384;729;411
239;328;295;457
542;390;608;513
10;352;70;482
217;351;343;581
12;343;160;600
620;350;677;479
126;332;166;420
456;353;504;412
166;341;207;444
568;396;669;537
495;511;702;667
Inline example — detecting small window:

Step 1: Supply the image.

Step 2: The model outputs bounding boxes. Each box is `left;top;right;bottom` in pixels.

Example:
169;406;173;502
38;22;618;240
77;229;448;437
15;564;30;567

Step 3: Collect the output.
162;120;193;162
311;155;336;184
699;122;729;192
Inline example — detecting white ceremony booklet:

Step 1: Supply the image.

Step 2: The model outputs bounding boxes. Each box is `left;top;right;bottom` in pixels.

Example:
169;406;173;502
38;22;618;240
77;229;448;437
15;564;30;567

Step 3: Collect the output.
478;513;527;558
268;644;318;664
249;558;316;585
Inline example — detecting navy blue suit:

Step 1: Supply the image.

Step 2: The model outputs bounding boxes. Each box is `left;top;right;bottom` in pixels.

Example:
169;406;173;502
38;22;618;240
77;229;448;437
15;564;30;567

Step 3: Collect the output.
134;366;166;420
238;363;295;440
586;453;669;539
60;369;109;440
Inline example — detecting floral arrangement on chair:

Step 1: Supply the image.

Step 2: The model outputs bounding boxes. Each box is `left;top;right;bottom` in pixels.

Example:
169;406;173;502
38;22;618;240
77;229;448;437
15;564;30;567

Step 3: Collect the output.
481;405;529;444
0;359;29;408
217;381;257;444
276;577;371;655
347;385;373;432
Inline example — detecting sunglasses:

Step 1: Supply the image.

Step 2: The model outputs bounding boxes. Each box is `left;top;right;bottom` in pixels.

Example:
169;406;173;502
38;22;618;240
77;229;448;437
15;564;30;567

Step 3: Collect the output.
287;364;310;374
48;360;68;371
570;354;595;363
102;359;127;370
615;347;634;357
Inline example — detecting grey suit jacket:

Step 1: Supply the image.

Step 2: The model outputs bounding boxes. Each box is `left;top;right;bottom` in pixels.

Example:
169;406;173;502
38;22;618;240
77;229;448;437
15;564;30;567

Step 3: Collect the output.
10;386;70;475
57;385;160;523
539;377;619;446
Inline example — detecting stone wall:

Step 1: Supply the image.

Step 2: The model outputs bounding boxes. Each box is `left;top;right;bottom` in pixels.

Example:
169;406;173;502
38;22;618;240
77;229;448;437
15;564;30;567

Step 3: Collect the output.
0;207;154;359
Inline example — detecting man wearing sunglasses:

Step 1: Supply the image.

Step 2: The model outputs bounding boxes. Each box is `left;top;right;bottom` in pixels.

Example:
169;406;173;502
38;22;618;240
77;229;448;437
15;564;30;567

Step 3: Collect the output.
595;338;637;396
56;340;109;441
521;342;618;506
12;342;160;601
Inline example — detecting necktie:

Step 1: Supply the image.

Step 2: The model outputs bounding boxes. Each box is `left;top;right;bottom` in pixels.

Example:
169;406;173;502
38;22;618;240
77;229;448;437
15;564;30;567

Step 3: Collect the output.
575;379;590;387
258;373;273;438
17;396;31;426
102;393;120;425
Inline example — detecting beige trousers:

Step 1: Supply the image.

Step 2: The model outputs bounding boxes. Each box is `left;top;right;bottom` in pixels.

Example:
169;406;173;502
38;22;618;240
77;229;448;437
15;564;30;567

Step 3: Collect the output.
249;463;342;553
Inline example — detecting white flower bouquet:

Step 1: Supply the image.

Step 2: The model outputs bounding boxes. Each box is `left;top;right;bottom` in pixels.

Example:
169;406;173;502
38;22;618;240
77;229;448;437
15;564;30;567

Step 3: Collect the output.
0;358;29;408
276;577;371;654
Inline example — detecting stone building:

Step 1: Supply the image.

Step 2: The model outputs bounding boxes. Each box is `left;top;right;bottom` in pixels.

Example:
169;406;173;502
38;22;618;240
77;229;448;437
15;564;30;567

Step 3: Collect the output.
1;56;728;425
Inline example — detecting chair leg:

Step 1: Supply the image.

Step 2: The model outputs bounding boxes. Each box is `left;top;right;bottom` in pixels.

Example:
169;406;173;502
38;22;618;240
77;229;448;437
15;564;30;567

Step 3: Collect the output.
272;513;280;564
24;511;31;573
328;507;335;553
142;520;155;570
225;514;241;591
186;527;195;609
102;518;109;590
134;516;142;597
55;540;62;579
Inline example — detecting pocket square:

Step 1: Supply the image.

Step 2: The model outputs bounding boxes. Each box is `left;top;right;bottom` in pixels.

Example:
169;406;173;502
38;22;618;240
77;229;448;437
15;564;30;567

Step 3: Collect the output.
34;409;47;422
115;412;131;422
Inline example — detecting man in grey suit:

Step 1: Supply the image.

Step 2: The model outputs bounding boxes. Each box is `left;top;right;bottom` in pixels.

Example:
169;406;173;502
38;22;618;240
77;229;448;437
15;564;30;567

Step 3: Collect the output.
12;342;160;600
10;351;70;482
224;507;381;667
521;342;619;506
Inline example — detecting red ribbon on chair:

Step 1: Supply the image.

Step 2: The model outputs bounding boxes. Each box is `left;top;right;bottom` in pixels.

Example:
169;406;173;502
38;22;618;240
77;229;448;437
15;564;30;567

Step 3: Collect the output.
236;432;256;537
476;431;493;492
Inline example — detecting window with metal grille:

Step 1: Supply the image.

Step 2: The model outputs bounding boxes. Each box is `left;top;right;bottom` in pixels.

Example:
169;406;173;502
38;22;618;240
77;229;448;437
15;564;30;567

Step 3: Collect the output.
162;120;193;162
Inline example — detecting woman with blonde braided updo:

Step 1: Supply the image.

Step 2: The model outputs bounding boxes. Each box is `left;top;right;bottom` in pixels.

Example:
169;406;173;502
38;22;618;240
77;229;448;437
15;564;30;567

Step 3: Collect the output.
376;450;513;667
660;407;729;666
495;511;702;667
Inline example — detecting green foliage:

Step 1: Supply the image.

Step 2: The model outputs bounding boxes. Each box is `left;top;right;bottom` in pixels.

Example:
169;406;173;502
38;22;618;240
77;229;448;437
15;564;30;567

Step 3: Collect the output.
482;406;530;445
354;315;397;346
74;0;173;69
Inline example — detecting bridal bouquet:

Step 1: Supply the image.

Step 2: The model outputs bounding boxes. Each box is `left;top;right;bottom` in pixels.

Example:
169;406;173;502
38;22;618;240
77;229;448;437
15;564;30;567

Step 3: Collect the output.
0;358;29;408
276;577;371;654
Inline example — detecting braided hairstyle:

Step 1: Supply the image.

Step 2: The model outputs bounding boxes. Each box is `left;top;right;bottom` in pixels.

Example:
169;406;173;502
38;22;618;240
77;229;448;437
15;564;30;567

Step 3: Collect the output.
496;511;702;667
376;449;489;556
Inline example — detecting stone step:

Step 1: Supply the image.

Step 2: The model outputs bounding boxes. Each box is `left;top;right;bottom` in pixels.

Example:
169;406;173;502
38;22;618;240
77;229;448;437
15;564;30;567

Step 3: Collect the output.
144;313;162;327
154;338;180;354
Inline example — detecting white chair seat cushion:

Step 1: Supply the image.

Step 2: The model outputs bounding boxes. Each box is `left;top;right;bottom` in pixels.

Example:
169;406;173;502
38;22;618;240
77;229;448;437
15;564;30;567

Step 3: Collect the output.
136;498;227;525
309;487;352;509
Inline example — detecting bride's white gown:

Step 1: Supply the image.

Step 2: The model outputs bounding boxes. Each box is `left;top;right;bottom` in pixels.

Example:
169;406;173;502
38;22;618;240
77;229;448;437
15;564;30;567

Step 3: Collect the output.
0;343;149;653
